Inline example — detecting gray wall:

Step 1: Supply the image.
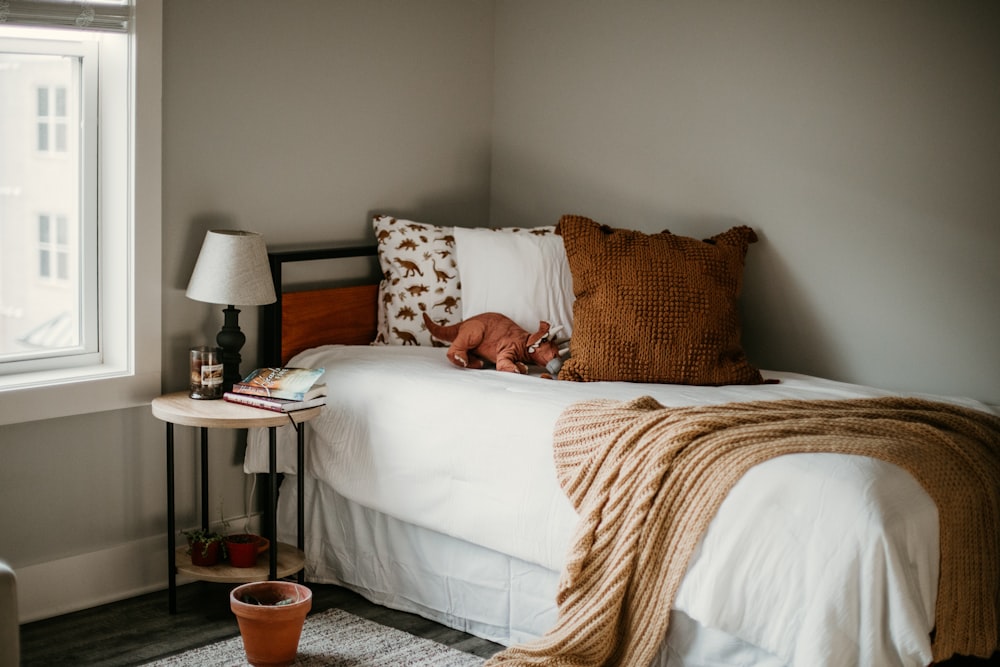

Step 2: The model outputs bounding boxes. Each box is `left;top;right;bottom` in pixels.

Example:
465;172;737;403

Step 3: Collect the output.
491;0;1000;403
0;0;495;620
2;0;998;622
163;0;495;385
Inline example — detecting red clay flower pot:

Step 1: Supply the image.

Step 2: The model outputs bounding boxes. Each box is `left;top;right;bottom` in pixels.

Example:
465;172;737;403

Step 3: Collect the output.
230;581;312;667
225;534;268;568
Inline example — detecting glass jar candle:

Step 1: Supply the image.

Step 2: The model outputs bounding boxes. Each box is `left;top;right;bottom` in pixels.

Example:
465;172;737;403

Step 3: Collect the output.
189;346;223;399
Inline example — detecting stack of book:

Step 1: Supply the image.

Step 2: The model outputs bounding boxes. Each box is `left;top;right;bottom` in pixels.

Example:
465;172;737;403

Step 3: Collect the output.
223;367;327;412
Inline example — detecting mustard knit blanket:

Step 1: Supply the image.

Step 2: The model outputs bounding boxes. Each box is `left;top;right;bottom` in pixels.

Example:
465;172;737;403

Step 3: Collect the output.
485;396;1000;666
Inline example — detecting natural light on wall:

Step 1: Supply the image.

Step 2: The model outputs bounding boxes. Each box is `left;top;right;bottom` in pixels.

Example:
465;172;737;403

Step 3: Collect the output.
0;0;162;424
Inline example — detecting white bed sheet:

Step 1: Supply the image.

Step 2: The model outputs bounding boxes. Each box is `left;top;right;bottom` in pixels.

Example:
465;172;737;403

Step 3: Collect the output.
246;344;996;667
273;470;787;667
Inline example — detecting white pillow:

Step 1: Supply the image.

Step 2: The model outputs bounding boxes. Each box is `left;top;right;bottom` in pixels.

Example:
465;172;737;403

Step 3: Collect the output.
454;226;575;339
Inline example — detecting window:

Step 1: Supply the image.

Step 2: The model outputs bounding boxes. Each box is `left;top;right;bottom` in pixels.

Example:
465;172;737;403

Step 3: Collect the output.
0;0;162;425
2;32;99;370
36;84;69;152
38;213;71;282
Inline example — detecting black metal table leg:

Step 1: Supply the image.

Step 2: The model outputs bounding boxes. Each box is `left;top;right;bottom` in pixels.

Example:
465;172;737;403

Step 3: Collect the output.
200;427;209;530
297;422;305;584
166;422;176;614
268;426;278;579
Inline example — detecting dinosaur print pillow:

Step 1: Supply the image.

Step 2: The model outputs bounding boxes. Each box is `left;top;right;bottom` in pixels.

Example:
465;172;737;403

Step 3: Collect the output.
373;215;461;346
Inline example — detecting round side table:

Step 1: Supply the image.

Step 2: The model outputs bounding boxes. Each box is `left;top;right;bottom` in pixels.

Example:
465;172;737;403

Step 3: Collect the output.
151;392;321;613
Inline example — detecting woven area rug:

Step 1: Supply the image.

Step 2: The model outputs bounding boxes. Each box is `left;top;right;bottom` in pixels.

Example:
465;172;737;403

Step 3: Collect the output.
147;608;485;666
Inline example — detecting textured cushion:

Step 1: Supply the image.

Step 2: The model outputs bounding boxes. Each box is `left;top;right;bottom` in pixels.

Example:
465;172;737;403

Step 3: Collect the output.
373;215;462;346
556;214;763;385
454;225;575;339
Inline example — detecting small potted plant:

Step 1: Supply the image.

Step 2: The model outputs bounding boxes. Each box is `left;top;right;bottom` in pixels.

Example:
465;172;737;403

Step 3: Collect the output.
215;499;269;568
181;528;225;567
225;532;269;568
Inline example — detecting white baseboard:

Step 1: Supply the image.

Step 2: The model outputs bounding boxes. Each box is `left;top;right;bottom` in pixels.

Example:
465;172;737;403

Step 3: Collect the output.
15;515;262;623
15;534;170;623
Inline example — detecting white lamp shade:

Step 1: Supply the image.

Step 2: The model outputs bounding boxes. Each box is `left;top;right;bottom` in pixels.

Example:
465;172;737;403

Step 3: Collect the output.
185;230;277;306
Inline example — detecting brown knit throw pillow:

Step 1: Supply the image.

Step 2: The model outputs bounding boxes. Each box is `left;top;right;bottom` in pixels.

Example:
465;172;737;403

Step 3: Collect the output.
556;215;763;385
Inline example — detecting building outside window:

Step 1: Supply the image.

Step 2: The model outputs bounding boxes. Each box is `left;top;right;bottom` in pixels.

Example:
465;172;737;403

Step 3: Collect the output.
38;213;71;282
37;84;69;153
0;38;92;365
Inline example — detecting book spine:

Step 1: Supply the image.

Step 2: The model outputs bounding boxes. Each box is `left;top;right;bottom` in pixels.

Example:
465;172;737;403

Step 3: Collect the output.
231;383;274;398
223;393;289;412
231;383;305;401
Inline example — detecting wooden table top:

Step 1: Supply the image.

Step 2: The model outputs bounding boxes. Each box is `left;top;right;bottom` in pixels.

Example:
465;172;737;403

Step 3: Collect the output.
151;391;322;429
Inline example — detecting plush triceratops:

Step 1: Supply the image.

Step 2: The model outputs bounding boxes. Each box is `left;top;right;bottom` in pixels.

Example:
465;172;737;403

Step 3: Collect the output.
422;312;565;376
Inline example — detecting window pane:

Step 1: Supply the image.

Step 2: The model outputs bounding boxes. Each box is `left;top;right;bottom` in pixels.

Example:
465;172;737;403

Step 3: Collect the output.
55;86;66;116
1;51;82;357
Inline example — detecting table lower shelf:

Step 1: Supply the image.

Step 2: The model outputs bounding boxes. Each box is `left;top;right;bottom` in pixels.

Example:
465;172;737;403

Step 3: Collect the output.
175;542;305;583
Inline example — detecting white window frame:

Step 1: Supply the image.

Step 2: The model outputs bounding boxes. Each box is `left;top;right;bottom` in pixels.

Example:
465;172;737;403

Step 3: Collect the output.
0;0;161;425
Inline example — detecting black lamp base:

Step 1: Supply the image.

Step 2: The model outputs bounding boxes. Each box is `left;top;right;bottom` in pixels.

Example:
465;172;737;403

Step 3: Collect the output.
216;305;246;392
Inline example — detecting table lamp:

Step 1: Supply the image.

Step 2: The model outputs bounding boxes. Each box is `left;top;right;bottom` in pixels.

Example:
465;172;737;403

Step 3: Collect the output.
186;230;276;391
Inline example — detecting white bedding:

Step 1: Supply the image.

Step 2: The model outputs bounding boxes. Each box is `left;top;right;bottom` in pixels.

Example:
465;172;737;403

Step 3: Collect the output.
246;344;996;667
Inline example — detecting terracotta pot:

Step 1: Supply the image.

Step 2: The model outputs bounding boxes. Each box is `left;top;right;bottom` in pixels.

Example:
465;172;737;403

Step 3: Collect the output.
230;581;312;667
225;534;269;568
188;539;221;567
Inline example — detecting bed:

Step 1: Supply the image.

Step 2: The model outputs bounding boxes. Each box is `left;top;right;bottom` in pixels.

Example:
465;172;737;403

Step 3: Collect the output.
245;214;1000;667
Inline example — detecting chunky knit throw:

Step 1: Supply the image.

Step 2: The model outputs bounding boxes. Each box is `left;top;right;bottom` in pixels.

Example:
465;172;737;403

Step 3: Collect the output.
485;396;1000;667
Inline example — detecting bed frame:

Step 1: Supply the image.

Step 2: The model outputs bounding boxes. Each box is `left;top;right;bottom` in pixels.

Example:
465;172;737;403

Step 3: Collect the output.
261;244;379;366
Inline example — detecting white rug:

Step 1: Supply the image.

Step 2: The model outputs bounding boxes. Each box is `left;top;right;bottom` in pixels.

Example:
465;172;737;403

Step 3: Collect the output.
147;608;486;666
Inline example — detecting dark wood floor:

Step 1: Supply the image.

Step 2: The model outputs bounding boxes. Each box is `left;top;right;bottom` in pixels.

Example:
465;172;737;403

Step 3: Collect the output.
20;580;504;666
20;581;999;666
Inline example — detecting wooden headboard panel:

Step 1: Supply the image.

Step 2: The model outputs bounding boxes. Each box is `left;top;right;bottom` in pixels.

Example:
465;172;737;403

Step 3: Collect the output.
261;244;379;366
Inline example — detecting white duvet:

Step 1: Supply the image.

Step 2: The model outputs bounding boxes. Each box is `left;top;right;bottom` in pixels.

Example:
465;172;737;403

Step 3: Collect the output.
245;345;996;667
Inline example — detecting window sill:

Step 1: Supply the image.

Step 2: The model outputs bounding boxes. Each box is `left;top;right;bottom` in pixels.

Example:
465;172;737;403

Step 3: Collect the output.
0;365;160;425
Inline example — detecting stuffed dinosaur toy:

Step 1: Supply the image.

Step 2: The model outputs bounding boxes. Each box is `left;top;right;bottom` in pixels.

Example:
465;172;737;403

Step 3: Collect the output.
422;312;565;376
